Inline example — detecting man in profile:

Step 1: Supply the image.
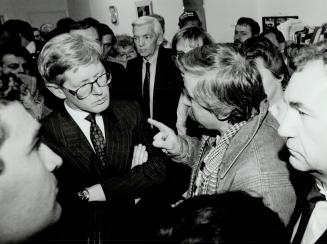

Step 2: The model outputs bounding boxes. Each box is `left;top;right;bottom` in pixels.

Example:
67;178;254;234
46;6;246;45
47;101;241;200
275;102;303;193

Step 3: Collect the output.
278;41;327;243
0;99;62;242
234;17;260;47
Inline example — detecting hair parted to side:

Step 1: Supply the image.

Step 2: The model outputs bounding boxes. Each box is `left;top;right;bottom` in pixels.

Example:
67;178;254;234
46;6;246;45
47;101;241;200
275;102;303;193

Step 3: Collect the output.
242;36;290;89
178;43;266;124
37;33;102;86
132;16;163;43
236;17;260;37
293;40;327;72
171;26;215;53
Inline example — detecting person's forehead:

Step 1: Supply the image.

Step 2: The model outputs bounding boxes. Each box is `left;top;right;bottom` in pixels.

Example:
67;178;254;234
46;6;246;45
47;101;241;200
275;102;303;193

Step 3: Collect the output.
133;23;154;34
70;27;99;41
63;61;104;86
102;34;113;43
2;54;27;64
176;39;202;52
286;60;327;106
235;24;251;32
0;102;38;145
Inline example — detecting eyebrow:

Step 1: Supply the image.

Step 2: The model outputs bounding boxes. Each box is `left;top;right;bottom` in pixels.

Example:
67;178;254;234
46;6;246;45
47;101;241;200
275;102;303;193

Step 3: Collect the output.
289;101;307;110
80;70;104;84
29;125;41;151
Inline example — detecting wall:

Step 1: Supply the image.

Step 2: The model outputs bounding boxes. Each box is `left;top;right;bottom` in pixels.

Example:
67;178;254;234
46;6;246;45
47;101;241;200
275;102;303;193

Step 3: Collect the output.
205;0;259;43
67;0;91;21
204;0;327;43
0;0;68;27
88;0;183;43
259;0;327;27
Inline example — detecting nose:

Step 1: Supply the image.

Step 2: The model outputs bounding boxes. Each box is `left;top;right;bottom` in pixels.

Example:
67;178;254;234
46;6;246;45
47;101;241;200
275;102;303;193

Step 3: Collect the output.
277;108;294;138
40;144;63;172
137;37;145;47
92;82;104;95
17;64;25;74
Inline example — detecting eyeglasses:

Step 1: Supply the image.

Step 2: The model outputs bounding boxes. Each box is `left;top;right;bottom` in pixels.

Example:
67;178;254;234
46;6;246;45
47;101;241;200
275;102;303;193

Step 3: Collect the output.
174;51;185;60
63;72;112;100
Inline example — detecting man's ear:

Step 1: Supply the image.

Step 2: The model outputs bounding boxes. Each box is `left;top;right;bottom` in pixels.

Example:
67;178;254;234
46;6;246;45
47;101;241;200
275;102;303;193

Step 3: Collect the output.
156;33;164;46
46;83;67;99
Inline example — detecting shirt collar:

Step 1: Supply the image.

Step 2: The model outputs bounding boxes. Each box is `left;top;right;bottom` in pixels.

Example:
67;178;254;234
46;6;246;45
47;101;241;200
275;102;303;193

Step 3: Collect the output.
143;46;159;65
316;180;327;200
64;101;100;121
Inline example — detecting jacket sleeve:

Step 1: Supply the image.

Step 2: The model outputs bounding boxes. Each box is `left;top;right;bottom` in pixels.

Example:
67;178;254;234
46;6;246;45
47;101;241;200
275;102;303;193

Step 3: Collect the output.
99;102;171;199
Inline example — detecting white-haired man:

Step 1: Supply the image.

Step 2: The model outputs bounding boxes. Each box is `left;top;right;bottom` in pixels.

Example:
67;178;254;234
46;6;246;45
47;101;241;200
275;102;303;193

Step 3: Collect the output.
125;16;183;132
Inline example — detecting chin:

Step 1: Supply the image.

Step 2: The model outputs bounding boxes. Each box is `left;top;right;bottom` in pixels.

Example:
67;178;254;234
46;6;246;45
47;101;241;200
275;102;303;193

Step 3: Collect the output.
289;155;309;172
92;99;110;113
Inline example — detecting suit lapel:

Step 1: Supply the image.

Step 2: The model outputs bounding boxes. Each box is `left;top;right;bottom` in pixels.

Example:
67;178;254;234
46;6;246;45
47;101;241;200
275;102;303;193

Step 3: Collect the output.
59;108;102;178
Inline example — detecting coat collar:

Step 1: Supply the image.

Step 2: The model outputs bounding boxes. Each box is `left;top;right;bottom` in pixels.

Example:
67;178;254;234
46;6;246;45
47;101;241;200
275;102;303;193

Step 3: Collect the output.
219;100;275;178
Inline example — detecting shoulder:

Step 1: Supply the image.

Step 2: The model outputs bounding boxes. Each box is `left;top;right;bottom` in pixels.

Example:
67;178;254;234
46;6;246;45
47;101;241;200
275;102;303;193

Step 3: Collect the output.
110;99;141;119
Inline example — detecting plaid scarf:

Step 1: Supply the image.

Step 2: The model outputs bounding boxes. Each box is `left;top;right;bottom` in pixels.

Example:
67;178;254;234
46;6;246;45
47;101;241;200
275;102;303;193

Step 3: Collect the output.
188;121;246;197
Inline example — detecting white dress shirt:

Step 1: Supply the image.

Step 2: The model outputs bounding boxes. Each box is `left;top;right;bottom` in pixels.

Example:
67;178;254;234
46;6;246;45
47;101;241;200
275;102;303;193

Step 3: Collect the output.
142;48;159;119
64;102;105;152
292;181;327;244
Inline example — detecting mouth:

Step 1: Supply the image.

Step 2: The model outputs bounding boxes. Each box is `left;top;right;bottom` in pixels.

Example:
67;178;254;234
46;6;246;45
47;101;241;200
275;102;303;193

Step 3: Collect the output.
96;96;108;104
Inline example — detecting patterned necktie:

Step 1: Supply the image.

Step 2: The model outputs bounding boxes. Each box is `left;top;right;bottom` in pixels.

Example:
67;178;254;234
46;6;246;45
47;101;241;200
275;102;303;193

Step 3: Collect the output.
292;184;326;243
143;61;151;118
85;114;106;167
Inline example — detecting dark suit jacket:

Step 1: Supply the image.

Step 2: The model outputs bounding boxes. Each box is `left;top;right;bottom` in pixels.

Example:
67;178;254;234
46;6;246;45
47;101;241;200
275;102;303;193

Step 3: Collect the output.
288;175;327;244
41;100;189;241
125;46;183;131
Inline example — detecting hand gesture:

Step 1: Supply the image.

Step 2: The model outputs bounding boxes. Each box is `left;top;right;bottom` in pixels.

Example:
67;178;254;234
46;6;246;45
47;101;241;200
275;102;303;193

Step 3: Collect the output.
147;118;181;155
131;144;148;169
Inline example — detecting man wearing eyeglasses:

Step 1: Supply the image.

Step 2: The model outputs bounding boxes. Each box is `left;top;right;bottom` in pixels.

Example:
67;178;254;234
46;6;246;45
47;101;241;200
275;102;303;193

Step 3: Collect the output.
37;33;174;241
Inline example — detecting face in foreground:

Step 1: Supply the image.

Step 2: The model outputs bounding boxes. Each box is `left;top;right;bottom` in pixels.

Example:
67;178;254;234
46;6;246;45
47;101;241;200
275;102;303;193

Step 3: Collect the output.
61;61;110;114
0;102;62;242
234;24;252;46
133;23;159;60
278;60;327;175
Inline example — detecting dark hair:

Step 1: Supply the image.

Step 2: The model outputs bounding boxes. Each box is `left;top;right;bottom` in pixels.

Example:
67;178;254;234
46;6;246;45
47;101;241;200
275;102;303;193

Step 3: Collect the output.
98;23;116;43
171;26;214;53
66;18;99;36
56;17;75;30
236;17;260;36
261;27;285;44
178;43;266;124
0;42;32;64
4;19;34;42
158;191;287;243
242;36;290;89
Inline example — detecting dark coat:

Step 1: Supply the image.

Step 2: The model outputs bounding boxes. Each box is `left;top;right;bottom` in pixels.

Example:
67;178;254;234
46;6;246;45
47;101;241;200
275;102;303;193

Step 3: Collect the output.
125;46;183;131
40;100;188;241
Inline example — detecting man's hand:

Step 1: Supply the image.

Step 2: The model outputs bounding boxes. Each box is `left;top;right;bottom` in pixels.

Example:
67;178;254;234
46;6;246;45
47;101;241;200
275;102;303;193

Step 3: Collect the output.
131;144;148;168
147;118;181;156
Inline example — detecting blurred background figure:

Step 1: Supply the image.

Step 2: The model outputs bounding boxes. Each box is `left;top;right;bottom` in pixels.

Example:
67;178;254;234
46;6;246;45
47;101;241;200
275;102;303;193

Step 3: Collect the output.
234;17;260;47
178;11;202;29
98;22;117;61
171;25;214;137
158;192;287;243
108;34;137;68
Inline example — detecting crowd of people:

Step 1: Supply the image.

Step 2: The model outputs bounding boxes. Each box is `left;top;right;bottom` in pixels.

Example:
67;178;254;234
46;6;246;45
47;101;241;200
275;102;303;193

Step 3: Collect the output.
0;9;327;244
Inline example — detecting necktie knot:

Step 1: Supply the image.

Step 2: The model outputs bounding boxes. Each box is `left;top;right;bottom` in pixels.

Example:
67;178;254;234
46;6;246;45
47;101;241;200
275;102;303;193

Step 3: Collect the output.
85;113;96;123
307;184;326;204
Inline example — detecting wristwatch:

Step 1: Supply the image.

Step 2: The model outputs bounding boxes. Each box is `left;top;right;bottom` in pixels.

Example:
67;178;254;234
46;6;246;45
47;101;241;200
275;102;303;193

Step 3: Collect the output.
77;188;90;201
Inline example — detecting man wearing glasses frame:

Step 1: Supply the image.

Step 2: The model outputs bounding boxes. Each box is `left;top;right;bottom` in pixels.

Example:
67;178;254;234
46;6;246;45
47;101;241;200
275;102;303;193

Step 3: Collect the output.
37;33;173;241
